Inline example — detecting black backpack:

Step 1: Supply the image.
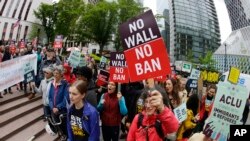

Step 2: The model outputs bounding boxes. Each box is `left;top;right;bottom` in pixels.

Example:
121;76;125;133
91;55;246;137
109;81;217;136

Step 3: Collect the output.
137;113;166;141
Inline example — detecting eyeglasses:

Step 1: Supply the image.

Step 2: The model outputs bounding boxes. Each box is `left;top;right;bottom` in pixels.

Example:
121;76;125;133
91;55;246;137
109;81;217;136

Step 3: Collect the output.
44;72;49;74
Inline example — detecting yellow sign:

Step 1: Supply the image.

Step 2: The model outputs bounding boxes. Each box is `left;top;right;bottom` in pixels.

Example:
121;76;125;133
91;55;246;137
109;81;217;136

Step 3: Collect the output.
228;67;240;84
200;70;219;83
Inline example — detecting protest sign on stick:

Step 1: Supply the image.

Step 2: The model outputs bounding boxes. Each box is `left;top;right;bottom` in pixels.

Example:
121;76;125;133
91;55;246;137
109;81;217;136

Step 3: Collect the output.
119;10;171;82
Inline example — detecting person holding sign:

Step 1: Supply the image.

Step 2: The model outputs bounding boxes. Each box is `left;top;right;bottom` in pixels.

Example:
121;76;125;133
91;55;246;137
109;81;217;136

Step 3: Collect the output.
127;85;179;141
193;84;217;133
67;80;100;141
97;81;128;141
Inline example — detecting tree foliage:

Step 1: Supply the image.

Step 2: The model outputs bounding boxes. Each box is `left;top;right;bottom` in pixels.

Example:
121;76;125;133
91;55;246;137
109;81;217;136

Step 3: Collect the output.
34;3;56;43
76;1;118;54
33;0;143;53
55;0;85;37
114;0;142;51
199;51;217;71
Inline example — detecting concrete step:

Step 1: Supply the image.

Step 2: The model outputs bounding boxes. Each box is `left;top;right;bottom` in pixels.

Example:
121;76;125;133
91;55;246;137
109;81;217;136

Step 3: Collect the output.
0;107;43;140
0;94;41;114
0;100;43;127
35;129;59;141
5;120;60;141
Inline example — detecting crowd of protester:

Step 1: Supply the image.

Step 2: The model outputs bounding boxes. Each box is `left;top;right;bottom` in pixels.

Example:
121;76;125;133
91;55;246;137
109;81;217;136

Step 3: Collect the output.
0;43;249;141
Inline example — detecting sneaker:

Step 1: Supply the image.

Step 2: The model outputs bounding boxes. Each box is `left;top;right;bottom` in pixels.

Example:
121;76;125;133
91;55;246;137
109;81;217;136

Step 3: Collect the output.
28;93;35;99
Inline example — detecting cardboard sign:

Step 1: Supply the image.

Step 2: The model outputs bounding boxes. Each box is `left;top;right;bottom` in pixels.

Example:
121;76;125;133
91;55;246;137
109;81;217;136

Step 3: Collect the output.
24;70;35;83
53;35;63;48
173;103;187;123
109;52;129;83
189;68;200;80
228;67;240;84
203;82;248;141
99;56;107;69
119;10;171;82
96;70;110;87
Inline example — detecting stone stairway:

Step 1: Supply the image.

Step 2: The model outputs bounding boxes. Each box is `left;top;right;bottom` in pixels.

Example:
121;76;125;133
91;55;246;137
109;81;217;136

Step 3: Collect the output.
0;89;59;141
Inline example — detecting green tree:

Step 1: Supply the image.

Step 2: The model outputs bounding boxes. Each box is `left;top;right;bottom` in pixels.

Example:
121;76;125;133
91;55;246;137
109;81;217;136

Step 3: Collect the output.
198;51;217;71
114;0;142;51
34;3;56;43
76;1;118;54
55;0;85;37
28;23;42;41
187;49;194;63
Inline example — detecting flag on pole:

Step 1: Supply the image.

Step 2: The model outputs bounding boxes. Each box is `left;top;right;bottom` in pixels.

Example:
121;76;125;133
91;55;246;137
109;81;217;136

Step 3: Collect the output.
13;19;20;29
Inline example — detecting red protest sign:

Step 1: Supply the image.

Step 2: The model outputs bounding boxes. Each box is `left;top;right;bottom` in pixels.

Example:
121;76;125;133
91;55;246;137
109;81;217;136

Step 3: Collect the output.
119;10;171;82
154;75;167;82
109;52;129;83
125;38;171;82
10;45;16;54
96;70;110;87
53;35;63;49
19;41;25;48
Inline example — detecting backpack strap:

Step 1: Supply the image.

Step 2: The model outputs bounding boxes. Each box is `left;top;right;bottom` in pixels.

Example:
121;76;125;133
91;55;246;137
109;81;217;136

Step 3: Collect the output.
155;119;165;140
137;113;144;129
137;113;166;140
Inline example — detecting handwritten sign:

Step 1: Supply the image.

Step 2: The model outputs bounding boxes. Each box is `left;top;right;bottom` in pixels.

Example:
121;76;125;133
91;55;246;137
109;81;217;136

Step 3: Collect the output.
173;103;187;123
228;67;240;84
203;82;248;141
189;68;200;79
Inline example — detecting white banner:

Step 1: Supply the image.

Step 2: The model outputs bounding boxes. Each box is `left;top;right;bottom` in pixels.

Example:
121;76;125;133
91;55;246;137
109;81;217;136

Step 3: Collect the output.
0;54;37;91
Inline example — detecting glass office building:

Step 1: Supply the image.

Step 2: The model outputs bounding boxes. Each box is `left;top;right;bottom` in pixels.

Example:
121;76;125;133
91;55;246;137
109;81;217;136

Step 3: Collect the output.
224;0;250;31
169;0;221;63
213;26;250;74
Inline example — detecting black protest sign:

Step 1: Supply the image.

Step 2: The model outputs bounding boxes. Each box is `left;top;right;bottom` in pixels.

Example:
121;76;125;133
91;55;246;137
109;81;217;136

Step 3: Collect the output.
24;70;35;83
119;10;161;50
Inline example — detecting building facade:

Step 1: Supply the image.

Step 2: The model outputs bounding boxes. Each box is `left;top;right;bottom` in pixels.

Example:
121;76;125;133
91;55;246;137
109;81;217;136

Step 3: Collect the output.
224;0;250;31
0;0;52;44
168;0;221;63
213;26;250;74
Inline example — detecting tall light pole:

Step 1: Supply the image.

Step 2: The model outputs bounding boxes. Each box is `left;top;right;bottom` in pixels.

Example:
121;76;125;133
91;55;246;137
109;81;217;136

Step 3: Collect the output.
224;43;227;72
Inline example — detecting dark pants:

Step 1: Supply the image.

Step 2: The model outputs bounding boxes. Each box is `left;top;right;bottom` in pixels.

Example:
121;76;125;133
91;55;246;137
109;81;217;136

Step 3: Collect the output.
43;106;51;117
102;125;120;141
4;87;12;93
51;109;67;137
